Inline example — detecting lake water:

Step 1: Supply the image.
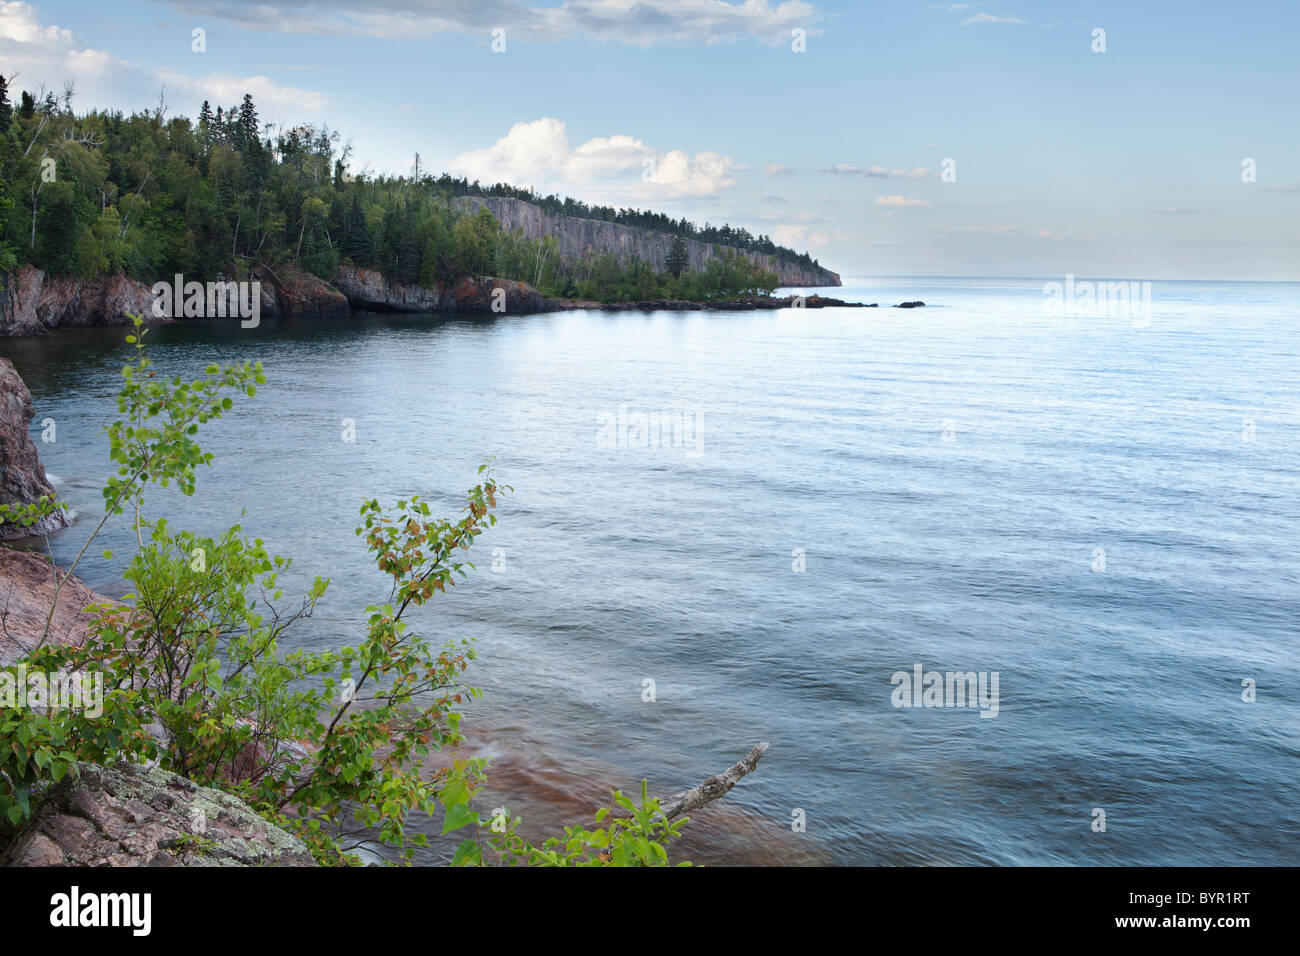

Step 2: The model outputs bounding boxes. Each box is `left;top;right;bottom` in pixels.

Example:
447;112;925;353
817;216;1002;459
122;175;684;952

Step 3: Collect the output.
4;275;1298;865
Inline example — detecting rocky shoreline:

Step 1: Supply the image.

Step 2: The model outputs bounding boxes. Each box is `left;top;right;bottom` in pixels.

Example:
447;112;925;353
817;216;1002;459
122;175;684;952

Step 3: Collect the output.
0;358;70;539
0;360;317;866
1;264;919;336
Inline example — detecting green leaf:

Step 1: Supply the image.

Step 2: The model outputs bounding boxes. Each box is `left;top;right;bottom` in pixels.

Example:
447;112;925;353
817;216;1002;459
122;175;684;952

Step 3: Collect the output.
440;801;479;835
451;840;481;866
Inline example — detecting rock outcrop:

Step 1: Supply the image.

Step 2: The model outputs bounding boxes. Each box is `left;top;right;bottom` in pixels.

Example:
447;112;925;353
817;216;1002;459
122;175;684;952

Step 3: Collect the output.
0;358;69;540
0;266;157;336
0;548;110;666
454;196;842;287
334;266;556;314
1;761;316;866
253;265;350;317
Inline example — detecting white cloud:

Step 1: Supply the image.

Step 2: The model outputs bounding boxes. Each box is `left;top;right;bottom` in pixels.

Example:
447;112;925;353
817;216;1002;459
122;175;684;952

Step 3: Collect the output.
764;162;793;175
0;1;135;88
961;12;1024;25
155;70;329;115
826;164;930;180
875;194;933;208
448;117;738;200
161;0;823;45
769;223;831;248
0;2;328;119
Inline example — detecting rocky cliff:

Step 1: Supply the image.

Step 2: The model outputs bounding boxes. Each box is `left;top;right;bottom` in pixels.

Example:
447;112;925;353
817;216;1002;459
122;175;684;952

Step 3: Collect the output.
0;358;70;540
254;264;350;317
334;267;556;314
0;266;156;336
2;199;843;332
453;196;842;287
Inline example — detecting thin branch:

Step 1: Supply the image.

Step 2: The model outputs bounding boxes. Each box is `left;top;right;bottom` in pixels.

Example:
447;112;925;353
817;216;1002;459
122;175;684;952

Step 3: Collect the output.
658;741;769;821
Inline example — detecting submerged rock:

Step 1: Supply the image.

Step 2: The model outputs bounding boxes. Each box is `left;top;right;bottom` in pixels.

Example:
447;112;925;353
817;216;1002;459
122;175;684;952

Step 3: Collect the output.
1;761;316;867
895;301;926;308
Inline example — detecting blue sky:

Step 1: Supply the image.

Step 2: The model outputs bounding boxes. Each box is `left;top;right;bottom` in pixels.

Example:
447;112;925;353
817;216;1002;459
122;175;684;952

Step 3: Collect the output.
3;0;1298;279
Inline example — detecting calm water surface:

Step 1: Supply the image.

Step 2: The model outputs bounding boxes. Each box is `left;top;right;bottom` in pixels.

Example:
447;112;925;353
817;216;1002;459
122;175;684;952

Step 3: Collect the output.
4;276;1297;865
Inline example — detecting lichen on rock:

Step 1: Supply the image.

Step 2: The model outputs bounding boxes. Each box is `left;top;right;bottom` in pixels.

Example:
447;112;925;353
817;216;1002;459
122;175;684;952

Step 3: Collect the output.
1;761;316;867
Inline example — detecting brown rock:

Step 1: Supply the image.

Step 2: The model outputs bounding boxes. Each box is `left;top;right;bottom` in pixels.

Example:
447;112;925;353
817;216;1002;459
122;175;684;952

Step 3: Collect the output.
334;265;556;314
0;357;69;541
0;549;111;666
0;265;156;335
253;265;349;317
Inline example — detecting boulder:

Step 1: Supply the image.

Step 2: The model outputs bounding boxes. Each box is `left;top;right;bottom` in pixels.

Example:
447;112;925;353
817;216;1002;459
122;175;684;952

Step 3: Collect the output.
0;761;316;866
895;300;926;309
444;275;554;313
0;358;69;540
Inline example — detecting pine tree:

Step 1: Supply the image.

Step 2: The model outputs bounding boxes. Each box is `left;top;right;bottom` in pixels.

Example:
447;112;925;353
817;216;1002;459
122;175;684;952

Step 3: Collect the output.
666;234;689;279
236;94;258;152
342;191;371;264
0;75;11;135
197;100;213;147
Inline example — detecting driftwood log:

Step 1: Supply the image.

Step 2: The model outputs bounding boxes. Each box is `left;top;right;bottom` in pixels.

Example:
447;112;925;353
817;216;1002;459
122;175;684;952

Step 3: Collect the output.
657;742;769;821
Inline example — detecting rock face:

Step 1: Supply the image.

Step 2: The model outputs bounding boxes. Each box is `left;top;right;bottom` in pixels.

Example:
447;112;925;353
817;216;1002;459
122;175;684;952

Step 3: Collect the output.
0;358;69;540
454;196;842;287
253;265;350;317
1;761;316;866
334;266;556;314
0;549;110;667
0;266;157;336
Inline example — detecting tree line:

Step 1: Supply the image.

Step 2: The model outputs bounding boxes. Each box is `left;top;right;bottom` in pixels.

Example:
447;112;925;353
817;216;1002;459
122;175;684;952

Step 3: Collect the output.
0;85;790;301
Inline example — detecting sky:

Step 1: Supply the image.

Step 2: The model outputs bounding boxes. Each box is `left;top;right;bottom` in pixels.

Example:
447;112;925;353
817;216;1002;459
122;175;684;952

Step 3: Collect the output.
2;0;1298;280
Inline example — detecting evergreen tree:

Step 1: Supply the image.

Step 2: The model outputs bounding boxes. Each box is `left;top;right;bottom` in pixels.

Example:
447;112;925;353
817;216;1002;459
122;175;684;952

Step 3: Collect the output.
0;75;11;135
197;100;212;148
666;234;689;279
235;94;258;151
341;191;371;264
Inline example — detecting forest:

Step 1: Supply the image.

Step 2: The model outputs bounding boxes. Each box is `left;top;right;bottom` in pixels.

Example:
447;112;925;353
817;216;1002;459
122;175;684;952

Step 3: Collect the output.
0;83;793;303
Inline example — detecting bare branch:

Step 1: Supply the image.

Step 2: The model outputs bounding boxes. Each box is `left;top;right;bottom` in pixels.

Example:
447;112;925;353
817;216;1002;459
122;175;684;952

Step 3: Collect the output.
658;741;769;821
